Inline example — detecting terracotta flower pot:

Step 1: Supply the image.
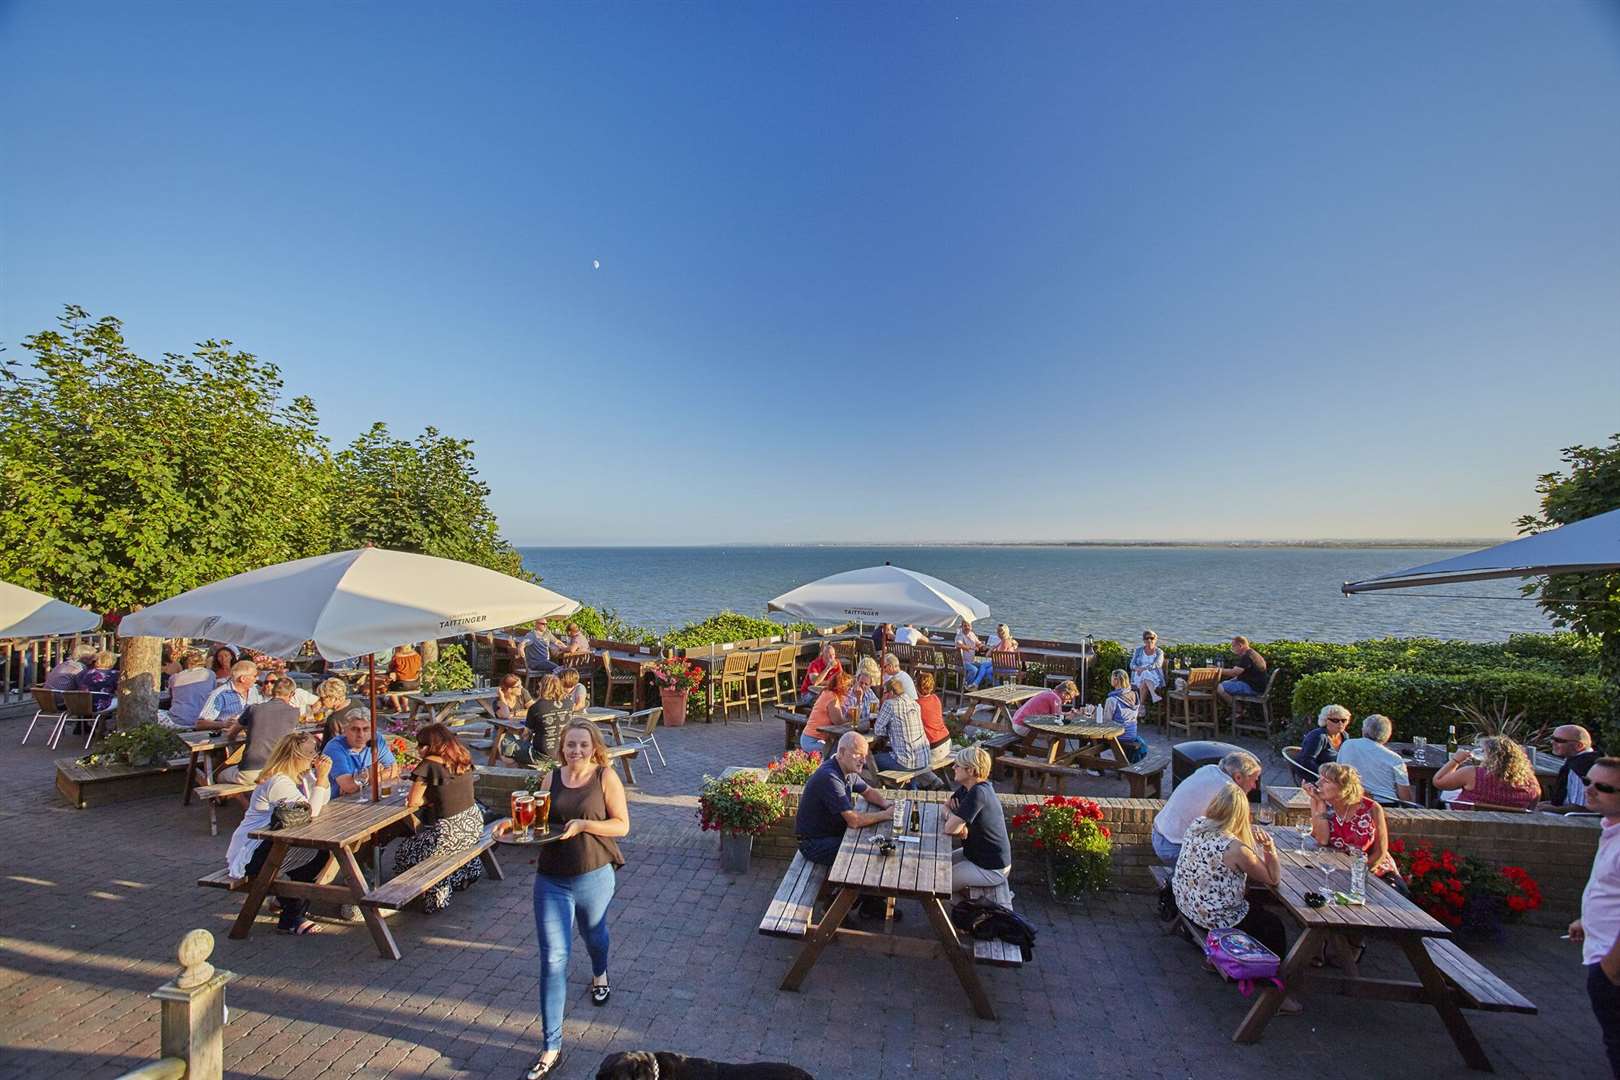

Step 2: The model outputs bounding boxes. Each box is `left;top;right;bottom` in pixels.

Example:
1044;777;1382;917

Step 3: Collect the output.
660;687;688;727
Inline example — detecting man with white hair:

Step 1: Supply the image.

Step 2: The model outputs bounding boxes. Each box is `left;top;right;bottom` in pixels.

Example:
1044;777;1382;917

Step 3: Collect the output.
1542;724;1599;812
1334;713;1414;804
879;654;918;700
194;660;263;731
1151;750;1264;864
794;731;893;866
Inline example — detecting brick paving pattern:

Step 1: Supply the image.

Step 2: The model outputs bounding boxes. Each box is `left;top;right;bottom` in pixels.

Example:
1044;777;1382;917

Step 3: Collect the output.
0;706;1609;1079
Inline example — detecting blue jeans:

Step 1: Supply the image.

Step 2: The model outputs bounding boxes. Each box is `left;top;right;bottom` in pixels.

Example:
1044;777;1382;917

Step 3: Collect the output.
798;834;843;866
800;734;826;756
533;865;615;1052
964;659;992;688
1589;963;1620;1078
1151;829;1181;865
872;749;903;772
1218;678;1253;697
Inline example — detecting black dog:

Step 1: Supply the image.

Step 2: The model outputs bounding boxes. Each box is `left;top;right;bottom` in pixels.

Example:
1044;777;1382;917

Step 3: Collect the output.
596;1050;813;1080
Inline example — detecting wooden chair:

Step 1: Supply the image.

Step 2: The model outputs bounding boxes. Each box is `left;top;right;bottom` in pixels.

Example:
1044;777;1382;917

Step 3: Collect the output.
22;687;64;746
752;650;781;717
59;690;116;750
623;706;666;771
600;652;637;709
990;650;1022;686
1227;667;1282;738
939;650;968;709
889;642;915;673
717;652;752;724
774;645;799;704
1040;655;1079;690
1166;667;1220;739
912;646;942;690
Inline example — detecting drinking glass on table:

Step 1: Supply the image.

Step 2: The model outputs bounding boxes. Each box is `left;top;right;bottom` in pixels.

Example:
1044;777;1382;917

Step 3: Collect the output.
1411;735;1427;761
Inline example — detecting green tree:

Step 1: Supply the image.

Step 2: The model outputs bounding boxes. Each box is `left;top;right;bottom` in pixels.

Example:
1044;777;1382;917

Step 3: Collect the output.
1518;434;1620;742
334;422;529;579
0;307;338;612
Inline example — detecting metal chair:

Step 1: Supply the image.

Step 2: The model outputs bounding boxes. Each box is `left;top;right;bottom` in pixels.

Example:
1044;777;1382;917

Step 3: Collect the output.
623;706;666;771
59;690;116;750
22;687;64;746
1281;745;1318;784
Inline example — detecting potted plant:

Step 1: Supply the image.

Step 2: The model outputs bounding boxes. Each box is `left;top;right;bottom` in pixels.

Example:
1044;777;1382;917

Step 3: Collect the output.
765;748;821;786
78;723;189;769
651;655;704;727
697;771;788;874
1388;839;1542;938
1010;794;1112;902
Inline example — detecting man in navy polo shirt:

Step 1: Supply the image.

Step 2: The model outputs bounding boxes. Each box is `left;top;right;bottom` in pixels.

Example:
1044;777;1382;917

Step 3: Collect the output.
795;731;893;866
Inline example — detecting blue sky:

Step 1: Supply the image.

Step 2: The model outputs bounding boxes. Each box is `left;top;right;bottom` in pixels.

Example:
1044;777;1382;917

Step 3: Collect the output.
3;2;1618;545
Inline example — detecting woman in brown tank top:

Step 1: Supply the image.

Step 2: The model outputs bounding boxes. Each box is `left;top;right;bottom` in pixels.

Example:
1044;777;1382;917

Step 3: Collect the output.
526;719;629;1080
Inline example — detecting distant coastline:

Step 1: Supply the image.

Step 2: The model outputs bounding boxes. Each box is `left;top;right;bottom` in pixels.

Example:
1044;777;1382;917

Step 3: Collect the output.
517;539;1503;550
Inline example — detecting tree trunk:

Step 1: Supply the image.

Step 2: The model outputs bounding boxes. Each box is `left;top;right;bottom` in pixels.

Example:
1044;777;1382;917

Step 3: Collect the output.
119;635;163;727
420;639;439;666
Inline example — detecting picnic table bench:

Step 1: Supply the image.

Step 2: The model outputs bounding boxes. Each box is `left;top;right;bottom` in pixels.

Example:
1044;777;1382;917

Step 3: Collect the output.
1120;746;1171;799
779;708;809;751
192;780;257;836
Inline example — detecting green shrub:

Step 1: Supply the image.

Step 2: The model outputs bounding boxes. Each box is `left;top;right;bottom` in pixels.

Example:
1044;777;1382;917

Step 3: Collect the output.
79;723;188;768
664;611;815;649
1085;639;1132;705
570;605;657;645
1291;669;1608;745
421;644;475;693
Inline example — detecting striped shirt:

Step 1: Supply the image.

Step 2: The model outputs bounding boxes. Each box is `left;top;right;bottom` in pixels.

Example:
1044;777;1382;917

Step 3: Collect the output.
874;696;930;770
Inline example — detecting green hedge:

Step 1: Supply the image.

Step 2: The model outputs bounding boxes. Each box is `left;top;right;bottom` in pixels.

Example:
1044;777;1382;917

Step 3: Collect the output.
664;611;816;649
1290;669;1607;745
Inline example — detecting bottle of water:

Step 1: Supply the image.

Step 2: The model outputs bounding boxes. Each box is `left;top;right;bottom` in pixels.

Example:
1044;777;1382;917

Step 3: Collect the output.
1350;850;1367;902
1446;723;1458;755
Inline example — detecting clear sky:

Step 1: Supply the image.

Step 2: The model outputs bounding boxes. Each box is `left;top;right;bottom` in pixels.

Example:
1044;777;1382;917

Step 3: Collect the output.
3;3;1618;545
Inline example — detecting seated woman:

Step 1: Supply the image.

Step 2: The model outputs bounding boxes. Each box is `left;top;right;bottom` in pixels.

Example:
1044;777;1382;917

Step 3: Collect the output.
384;643;422;712
210;645;237;686
1171;783;1300;1013
955;623;992;690
516;675;571;765
392;722;485;913
915;673;953;767
844;658;881;724
166;649;216;728
560;668;589;712
492;673;534;720
311;677;353;742
160;642;182;685
1129;630;1166;704
75;650;120;712
802;672;852;755
1294;705;1349;782
1431;735;1541;811
942;745;1012;894
1098;669;1148;763
1304;762;1404;888
224;731;334;935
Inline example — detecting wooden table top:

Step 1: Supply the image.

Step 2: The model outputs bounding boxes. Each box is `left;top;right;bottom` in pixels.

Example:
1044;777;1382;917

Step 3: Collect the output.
1266;831;1448;936
1020;718;1123;740
1391;741;1560;777
251;790;414;849
1265;785;1312;811
965;684;1046;706
404;688;499;705
830;800;951;899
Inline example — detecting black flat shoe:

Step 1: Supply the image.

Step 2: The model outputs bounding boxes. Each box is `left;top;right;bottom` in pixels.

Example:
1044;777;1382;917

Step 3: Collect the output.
524;1054;559;1079
590;979;611;1006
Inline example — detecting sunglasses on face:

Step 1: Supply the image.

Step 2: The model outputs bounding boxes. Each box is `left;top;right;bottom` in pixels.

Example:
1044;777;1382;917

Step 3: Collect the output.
1585;776;1620;795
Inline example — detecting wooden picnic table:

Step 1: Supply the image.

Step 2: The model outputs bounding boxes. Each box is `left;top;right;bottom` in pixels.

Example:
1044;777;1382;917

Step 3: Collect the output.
779;800;997;1019
1392;742;1561;807
404;687;500;725
1264;785;1312;820
230;790;424;960
1017;717;1127;769
482;707;638;782
963;684;1045;732
1236;828;1493;1070
178;724;321;805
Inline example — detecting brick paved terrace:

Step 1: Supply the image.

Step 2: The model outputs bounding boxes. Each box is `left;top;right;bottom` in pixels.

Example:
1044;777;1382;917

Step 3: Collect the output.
0;708;1608;1080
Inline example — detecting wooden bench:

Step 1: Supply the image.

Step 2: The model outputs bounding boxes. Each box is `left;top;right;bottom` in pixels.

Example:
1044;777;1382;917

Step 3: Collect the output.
361;820;504;910
192;781;256;836
758;851;829;939
876;766;943;790
998;754;1087;795
606;745;641;786
1120;746;1171;799
963;881;1024;967
1423;938;1538;1014
780;709;809;752
197;868;246;892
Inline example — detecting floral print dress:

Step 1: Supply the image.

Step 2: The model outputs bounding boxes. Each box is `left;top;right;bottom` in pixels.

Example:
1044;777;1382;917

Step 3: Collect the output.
1327;797;1400;878
1171;820;1248;929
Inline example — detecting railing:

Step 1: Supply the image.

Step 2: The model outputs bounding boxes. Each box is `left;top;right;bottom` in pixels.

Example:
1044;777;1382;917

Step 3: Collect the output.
0;632;117;704
112;929;235;1080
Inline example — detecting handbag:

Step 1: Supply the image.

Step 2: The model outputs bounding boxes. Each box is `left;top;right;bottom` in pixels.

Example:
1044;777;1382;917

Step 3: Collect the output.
269;799;312;830
1203;928;1283;997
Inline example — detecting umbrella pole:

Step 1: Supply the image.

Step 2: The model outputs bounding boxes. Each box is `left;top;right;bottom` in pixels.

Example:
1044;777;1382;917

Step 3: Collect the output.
369;654;380;803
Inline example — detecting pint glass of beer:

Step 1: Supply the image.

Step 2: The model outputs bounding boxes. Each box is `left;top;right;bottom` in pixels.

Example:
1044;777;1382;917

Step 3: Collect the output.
535;789;552;836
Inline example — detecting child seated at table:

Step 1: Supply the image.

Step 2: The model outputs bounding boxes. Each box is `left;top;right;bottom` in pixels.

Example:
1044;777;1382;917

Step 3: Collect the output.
1098;669;1148;763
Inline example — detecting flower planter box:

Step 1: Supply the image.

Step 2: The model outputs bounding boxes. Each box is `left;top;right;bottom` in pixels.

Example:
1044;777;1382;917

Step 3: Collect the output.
55;755;189;809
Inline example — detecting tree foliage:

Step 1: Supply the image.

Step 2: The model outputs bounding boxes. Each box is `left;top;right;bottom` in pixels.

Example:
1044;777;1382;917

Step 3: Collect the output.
1518;434;1620;732
0;306;525;612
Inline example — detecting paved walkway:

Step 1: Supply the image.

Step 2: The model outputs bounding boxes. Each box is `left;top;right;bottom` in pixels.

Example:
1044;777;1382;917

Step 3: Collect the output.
0;707;1606;1079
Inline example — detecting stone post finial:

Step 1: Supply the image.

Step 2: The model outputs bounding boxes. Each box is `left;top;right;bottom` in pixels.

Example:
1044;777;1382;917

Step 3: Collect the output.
175;929;215;989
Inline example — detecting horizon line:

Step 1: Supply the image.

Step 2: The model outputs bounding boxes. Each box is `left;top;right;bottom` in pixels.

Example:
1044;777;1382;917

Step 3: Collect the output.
509;537;1509;550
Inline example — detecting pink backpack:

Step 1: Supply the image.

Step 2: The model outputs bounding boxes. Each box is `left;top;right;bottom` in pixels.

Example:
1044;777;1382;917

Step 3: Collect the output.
1204;928;1283;997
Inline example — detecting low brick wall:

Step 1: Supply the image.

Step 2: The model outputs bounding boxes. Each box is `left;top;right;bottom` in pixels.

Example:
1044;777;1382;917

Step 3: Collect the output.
748;782;1599;925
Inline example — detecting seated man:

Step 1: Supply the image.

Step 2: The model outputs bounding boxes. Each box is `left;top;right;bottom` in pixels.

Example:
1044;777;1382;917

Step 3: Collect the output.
1150;749;1263;864
797;644;843;706
795;731;892;867
1214;635;1268;709
195;660;263;732
321;705;399;796
878;654;918;700
165;649;216;728
1542;725;1600;813
1009;680;1077;736
893;624;926;646
871;677;932;778
1333;713;1415;804
520;619;565;677
560;622;591;657
220;678;302;784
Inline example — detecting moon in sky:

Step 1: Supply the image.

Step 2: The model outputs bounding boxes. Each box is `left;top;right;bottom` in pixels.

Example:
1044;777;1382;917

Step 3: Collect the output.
592;259;601;270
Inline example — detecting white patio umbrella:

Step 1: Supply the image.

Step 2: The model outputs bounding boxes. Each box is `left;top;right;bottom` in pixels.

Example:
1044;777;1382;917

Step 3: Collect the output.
0;580;100;638
1343;506;1620;593
120;547;579;799
767;564;990;629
